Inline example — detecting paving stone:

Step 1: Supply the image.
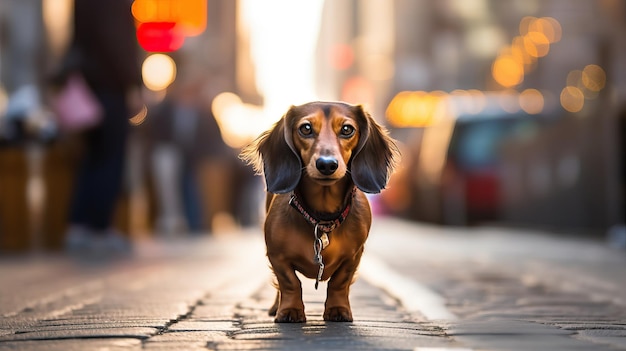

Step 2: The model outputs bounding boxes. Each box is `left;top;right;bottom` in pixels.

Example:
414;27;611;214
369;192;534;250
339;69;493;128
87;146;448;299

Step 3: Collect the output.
446;319;576;336
146;330;229;342
576;329;626;349
143;342;209;350
0;338;142;351
143;331;229;350
553;322;626;330
0;326;158;341
192;303;237;320
168;320;238;332
453;334;617;351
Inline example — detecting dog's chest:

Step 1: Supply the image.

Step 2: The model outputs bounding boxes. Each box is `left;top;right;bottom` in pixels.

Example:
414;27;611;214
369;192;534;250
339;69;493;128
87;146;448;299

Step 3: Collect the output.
284;226;359;280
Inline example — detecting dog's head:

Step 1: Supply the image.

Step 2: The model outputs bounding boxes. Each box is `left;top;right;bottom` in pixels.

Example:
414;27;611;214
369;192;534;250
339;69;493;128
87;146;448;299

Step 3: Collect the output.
240;101;399;194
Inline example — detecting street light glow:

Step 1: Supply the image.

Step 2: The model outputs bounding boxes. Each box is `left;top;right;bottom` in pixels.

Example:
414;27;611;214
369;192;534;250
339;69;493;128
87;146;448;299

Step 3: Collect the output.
141;54;177;91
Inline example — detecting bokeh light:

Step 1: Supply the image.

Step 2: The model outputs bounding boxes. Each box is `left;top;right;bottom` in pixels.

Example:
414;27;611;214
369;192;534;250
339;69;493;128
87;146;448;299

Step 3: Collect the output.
492;16;562;88
563;65;606;108
129;104;148;126
560;86;585;113
450;89;486;115
531;17;562;43
582;64;606;92
136;22;185;52
566;70;584;88
519;89;544;114
142;54;177;91
519;16;536;36
132;0;207;37
386;91;436;128
42;0;73;56
511;37;534;66
211;92;242;119
520;16;562;43
211;92;267;149
498;89;521;113
524;31;550;57
492;54;524;87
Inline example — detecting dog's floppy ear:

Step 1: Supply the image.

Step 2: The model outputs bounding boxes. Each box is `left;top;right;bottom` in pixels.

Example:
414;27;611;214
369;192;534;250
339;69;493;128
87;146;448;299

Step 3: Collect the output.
350;105;400;194
240;107;302;194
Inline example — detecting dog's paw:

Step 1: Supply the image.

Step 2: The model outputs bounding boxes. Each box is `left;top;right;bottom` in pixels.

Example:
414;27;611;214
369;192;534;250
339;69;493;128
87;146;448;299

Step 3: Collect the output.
323;307;353;322
274;308;306;323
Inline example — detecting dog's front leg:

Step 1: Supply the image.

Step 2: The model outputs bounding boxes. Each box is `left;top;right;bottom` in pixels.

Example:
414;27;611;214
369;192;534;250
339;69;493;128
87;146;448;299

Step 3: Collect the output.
268;290;280;316
268;256;306;323
324;250;363;322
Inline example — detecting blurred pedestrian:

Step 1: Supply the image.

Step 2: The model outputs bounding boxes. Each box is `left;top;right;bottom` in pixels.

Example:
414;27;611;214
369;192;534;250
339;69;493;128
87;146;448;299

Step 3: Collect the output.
143;68;229;235
61;0;143;255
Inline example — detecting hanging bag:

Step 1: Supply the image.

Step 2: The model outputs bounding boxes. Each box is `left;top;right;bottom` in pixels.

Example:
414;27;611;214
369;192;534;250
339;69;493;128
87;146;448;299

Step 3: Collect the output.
51;72;103;132
49;43;103;133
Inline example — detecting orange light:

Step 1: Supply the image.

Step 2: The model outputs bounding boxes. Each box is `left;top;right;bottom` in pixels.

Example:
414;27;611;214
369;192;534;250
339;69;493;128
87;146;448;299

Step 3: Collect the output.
403;91;433;127
492;55;524;87
177;0;207;36
132;0;206;37
566;70;583;88
524;32;550;58
520;16;562;44
519;89;544;114
386;91;411;127
529;17;562;43
511;37;534;65
560;86;585;113
519;16;537;36
542;17;562;43
582;64;606;92
386;91;449;128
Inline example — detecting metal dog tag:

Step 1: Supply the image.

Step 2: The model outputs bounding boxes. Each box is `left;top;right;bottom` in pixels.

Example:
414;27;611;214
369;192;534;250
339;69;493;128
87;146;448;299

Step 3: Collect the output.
319;232;329;250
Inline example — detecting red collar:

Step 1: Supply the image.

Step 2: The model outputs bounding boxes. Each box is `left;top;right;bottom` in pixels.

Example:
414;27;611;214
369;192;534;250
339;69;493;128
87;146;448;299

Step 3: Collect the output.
289;186;356;233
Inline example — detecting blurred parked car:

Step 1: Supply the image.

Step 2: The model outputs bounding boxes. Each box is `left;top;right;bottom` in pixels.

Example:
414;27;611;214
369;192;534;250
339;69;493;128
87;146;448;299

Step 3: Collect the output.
443;112;543;224
384;110;546;226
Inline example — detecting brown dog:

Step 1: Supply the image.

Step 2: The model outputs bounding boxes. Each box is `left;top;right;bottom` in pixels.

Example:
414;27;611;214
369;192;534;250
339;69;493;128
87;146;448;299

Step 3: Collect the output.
240;101;399;323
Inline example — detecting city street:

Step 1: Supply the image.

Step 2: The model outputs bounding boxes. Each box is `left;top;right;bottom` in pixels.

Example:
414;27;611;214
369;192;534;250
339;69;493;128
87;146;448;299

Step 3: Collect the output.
1;217;625;351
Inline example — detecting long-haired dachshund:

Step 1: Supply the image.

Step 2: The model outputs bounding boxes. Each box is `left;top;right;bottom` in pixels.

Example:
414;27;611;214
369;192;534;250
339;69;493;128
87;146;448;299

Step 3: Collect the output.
240;101;399;323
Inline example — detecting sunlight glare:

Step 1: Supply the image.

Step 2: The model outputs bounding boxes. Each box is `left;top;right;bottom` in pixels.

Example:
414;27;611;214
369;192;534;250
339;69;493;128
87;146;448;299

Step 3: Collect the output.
240;0;324;120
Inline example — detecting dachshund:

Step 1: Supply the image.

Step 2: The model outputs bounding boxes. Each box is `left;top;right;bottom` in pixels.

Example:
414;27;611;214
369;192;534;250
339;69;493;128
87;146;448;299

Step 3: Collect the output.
240;101;399;323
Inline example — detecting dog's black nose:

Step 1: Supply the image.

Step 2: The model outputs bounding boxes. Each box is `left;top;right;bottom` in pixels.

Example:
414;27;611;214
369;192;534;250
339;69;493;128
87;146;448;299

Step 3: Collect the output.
316;156;339;175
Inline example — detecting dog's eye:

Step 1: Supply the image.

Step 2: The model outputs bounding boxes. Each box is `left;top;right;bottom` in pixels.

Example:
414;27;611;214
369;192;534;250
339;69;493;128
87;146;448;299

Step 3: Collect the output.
340;125;355;138
298;123;313;137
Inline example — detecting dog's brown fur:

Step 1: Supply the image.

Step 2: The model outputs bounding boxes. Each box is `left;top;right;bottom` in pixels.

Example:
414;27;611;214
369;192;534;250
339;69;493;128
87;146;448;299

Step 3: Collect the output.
240;101;399;323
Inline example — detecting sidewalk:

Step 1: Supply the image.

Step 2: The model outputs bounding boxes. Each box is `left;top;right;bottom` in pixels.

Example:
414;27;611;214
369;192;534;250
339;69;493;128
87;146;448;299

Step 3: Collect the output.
1;218;625;350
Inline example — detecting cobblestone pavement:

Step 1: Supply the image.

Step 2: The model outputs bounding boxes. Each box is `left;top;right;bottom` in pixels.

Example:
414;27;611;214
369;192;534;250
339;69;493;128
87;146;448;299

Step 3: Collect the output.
1;218;626;350
366;218;626;351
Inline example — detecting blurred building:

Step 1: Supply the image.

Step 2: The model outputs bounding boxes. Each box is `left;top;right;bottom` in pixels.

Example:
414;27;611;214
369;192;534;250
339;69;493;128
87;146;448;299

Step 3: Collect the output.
316;0;626;235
